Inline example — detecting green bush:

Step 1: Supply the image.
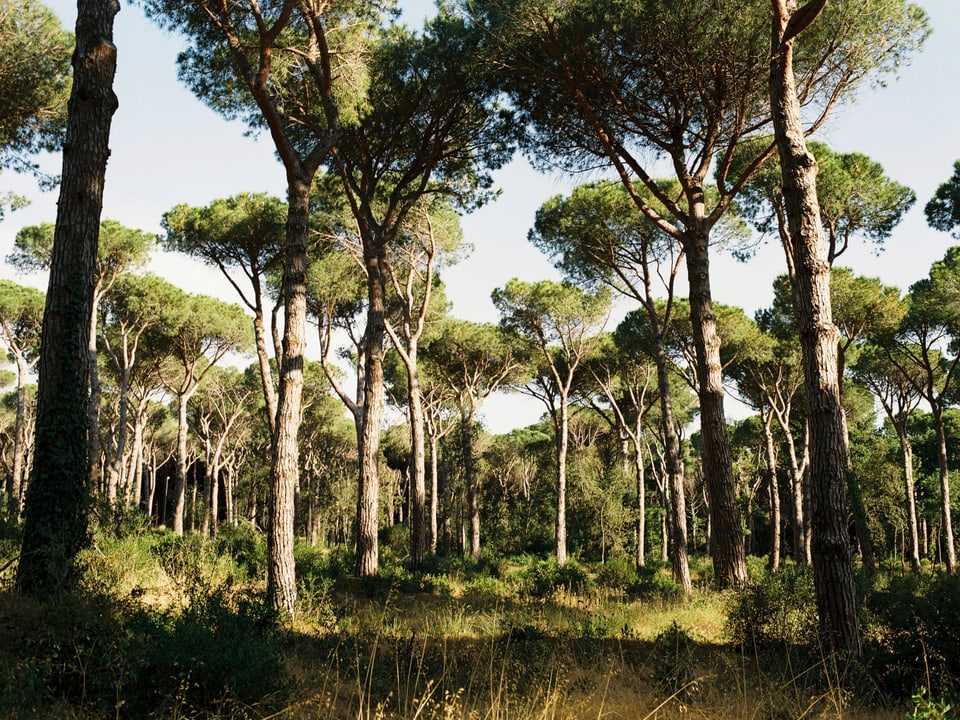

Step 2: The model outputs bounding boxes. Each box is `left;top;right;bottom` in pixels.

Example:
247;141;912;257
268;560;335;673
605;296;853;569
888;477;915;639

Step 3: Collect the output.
865;573;960;701
725;564;817;649
595;555;638;591
214;521;267;580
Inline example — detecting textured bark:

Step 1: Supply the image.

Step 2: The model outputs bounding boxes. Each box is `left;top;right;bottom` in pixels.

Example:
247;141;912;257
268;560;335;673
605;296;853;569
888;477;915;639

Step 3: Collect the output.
555;400;569;567
933;411;957;573
355;243;387;577
17;0;119;595
897;431;922;572
770;0;861;655
685;227;747;589
655;352;691;594
462;408;480;561
171;393;190;535
267;178;310;615
761;409;782;572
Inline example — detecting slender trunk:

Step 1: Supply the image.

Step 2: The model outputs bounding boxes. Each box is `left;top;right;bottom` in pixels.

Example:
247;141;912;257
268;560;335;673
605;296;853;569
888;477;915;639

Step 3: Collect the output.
107;364;131;503
267;177;310;614
252;291;278;442
463;408;481;561
933;408;957;573
172;394;189;535
88;295;102;494
633;435;646;571
406;346;427;571
685;226;746;588
771;0;861;654
10;355;30;520
555;396;569;567
896;424;922;573
761;409;781;572
356;241;387;577
429;434;439;556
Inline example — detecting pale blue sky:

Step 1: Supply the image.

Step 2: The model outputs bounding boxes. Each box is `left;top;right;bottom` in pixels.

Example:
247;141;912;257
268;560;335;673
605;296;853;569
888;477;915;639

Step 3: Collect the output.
1;0;957;432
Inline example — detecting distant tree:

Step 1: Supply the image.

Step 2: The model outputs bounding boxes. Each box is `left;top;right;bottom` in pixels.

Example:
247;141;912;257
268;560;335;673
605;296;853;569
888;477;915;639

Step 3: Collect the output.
162;193;286;440
421;319;527;560
16;0;120;597
0;0;71;211
380;202;463;570
470;0;926;590
151;290;251;536
0;281;43;519
190;366;256;537
925;160;960;237
851;342;923;573
10;219;155;493
493;278;610;566
530;180;691;590
142;0;385;613
99;273;179;504
888;248;960;575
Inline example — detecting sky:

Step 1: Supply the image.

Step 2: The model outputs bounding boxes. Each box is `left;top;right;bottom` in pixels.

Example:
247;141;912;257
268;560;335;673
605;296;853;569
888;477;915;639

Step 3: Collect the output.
1;0;958;434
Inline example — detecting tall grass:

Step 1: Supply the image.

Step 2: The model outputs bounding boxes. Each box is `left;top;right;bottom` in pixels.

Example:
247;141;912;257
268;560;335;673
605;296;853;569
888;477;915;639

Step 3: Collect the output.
0;527;951;718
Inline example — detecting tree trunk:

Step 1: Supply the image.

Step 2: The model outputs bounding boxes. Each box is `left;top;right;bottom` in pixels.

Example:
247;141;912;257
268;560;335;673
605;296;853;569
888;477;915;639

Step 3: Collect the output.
172;394;190;535
10;354;30;520
633;435;646;571
761;408;782;572
406;346;427;571
770;0;861;655
88;294;103;495
267;176;311;614
355;241;387;577
933;409;957;573
462;405;480;561
685;225;747;589
555;396;569;567
17;0;120;595
429;434;439;556
896;423;922;573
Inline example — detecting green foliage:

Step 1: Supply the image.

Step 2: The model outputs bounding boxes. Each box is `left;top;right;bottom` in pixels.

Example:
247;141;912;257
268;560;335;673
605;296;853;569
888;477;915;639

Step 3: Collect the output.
0;0;71;172
594;555;638;591
908;687;954;720
515;557;593;598
865;573;960;701
650;622;702;699
725;564;817;649
214;521;267;581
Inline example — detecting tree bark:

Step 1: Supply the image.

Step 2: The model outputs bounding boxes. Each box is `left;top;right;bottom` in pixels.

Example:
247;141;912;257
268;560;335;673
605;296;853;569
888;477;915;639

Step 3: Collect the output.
267;177;311;614
17;0;120;595
355;241;387;577
770;0;861;655
685;225;747;589
933;408;957;573
897;427;922;573
555;396;569;567
761;408;782;572
462;406;481;561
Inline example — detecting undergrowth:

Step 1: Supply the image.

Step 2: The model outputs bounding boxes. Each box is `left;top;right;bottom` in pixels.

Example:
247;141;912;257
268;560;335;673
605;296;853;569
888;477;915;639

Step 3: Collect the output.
0;525;954;719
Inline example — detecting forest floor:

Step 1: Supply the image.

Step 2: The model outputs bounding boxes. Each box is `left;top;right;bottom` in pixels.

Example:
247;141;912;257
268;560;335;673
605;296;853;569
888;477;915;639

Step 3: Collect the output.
0;524;948;719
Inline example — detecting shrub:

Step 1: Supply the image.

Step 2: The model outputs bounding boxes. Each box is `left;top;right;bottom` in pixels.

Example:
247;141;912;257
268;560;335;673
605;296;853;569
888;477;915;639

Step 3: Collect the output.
865;573;960;701
725;564;817;649
214;521;267;580
595;555;638;591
